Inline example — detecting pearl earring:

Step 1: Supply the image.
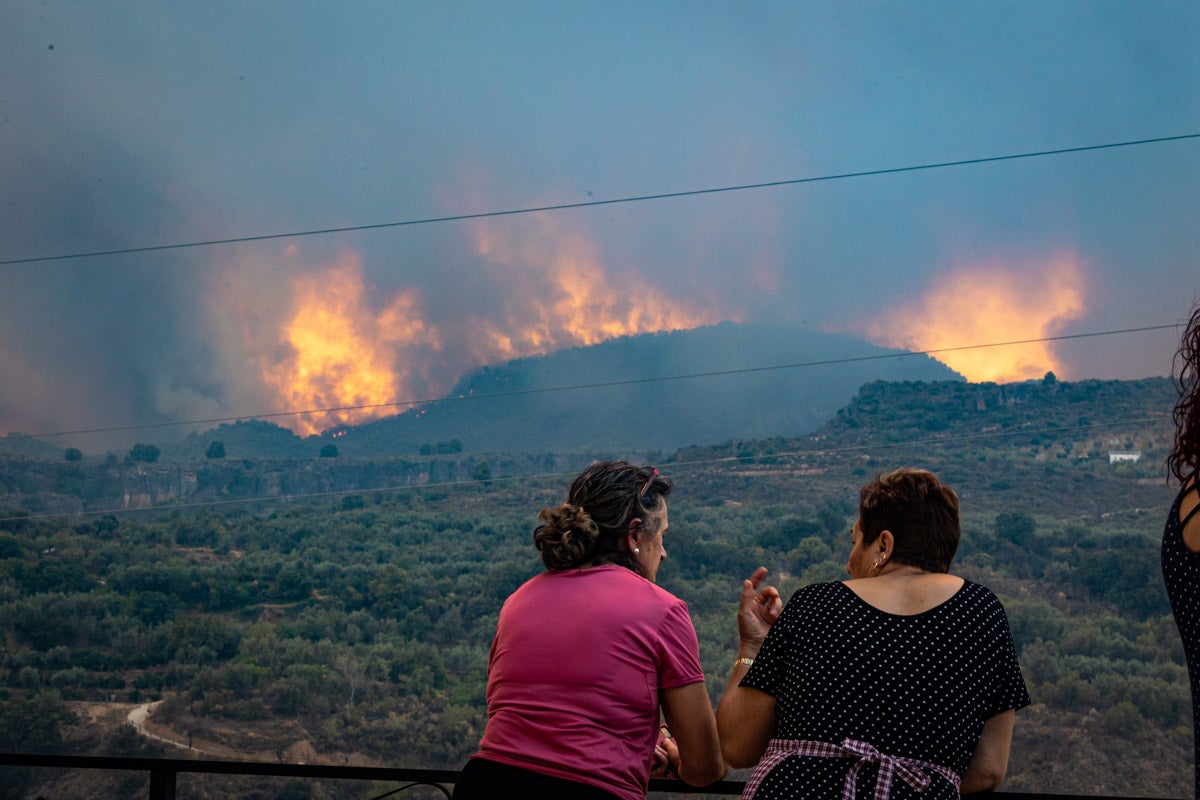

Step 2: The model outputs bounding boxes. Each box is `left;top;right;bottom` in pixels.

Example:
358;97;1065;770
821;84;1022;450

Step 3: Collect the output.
634;547;640;554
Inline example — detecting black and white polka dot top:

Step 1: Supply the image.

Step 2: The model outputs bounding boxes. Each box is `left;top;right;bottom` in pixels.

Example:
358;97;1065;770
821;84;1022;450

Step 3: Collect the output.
1161;473;1200;799
741;580;1030;800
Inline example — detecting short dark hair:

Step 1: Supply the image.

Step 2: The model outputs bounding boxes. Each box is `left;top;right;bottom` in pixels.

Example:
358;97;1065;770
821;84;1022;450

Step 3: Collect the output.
858;468;960;573
533;461;671;576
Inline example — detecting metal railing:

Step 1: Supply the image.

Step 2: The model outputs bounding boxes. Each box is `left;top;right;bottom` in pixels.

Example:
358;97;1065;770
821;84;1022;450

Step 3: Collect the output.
0;753;751;799
0;752;1173;800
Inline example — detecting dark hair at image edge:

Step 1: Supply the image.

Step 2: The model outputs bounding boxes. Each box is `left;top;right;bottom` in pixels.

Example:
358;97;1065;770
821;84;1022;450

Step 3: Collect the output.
533;461;671;578
1170;303;1200;483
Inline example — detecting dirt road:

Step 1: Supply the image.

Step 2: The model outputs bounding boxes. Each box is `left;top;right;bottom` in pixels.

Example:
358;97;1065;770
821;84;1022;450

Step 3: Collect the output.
126;701;200;753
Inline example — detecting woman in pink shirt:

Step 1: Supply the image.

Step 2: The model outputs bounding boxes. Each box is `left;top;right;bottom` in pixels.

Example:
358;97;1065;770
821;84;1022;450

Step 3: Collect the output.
451;461;727;800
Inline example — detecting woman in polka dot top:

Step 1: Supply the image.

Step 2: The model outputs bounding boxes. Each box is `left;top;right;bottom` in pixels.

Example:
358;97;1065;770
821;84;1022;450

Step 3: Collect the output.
1162;302;1200;799
717;468;1030;799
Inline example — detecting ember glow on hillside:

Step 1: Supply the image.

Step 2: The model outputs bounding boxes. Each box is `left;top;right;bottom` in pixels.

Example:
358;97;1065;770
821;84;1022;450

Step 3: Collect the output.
863;253;1087;382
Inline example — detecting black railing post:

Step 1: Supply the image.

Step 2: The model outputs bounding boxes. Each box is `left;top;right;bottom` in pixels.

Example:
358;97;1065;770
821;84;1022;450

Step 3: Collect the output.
148;765;176;800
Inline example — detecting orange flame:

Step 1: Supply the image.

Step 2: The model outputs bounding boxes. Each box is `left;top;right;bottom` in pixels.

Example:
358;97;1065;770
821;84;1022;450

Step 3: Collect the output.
262;253;440;434
862;253;1087;382
469;215;728;363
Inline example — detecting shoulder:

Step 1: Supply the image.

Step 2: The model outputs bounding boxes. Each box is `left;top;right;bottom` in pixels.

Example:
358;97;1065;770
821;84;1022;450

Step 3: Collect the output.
793;580;849;601
800;580;849;598
958;579;1002;604
590;565;685;606
952;580;1015;623
780;581;849;614
505;567;684;620
500;570;550;606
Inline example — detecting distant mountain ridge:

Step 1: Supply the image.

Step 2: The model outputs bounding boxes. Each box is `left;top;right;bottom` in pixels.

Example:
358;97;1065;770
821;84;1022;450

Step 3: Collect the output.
321;322;964;457
162;323;964;460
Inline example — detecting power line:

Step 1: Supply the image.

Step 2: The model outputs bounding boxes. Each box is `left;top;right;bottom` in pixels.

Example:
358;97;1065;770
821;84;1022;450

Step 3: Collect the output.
17;323;1180;441
2;133;1198;267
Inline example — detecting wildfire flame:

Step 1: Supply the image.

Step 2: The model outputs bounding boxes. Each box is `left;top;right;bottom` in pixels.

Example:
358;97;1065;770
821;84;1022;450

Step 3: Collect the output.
261;253;440;435
863;253;1087;382
468;215;726;362
253;216;729;436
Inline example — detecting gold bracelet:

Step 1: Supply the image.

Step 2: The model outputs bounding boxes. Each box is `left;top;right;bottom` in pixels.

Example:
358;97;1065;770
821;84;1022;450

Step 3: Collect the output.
735;656;755;668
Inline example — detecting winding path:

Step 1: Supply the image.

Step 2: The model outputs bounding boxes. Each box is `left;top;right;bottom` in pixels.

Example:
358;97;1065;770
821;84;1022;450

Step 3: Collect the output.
126;701;202;754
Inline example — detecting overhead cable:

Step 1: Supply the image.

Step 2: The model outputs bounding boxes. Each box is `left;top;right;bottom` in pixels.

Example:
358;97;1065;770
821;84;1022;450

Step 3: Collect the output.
2;133;1197;267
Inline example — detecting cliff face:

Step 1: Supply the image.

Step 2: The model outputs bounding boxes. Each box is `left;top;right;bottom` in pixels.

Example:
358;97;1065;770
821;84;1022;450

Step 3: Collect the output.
121;465;199;508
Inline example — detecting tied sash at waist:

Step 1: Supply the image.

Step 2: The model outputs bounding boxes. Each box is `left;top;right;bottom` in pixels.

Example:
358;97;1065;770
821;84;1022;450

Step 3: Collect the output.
742;738;961;800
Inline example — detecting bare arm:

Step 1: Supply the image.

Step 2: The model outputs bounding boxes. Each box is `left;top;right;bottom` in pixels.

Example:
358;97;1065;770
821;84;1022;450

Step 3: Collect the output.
716;665;776;767
660;682;726;786
960;710;1016;793
715;568;782;768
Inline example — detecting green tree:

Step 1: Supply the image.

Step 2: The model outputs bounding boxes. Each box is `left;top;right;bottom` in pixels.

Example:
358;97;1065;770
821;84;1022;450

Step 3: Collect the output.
819;503;852;538
788;536;834;576
801;560;846;585
26;560;91;594
0;508;29;533
994;511;1036;546
63;447;83;462
134;590;178;626
275;565;314;602
761;516;821;551
319;444;339;458
0;693;77;798
128;443;161;463
166;614;241;663
205;440;226;459
0;534;21;559
94;515;120;538
1102;701;1144;735
0;691;76;751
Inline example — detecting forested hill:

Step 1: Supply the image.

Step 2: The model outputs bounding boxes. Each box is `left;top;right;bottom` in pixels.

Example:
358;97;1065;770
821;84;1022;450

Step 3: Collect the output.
170;322;962;460
824;375;1176;444
681;374;1176;506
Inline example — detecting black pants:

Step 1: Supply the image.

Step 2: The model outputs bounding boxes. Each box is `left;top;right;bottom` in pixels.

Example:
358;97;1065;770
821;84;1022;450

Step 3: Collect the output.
451;757;621;800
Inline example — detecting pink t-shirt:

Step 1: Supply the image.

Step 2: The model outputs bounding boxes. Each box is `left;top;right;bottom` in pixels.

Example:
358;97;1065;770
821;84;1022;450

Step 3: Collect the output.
475;565;705;800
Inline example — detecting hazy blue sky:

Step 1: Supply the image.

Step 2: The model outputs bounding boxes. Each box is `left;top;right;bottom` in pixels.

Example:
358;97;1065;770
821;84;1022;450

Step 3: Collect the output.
2;1;1198;450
